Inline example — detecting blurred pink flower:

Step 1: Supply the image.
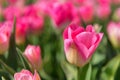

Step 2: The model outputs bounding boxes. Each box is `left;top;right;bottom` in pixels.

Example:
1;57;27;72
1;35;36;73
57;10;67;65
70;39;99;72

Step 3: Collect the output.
79;5;94;23
24;45;42;70
63;24;103;67
15;19;28;45
14;69;41;80
97;0;111;5
3;6;22;20
112;0;120;5
48;2;75;28
96;4;111;19
107;22;120;48
23;5;44;34
0;21;12;54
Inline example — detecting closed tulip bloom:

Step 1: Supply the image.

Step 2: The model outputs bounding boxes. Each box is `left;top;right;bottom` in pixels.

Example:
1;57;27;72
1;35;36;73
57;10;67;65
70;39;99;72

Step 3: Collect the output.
63;24;103;67
107;22;120;49
14;69;41;80
24;45;42;70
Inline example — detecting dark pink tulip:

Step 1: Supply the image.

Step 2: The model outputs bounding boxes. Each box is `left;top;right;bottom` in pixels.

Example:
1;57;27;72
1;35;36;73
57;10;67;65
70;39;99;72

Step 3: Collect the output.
63;24;103;67
14;69;41;80
24;45;42;70
107;22;120;48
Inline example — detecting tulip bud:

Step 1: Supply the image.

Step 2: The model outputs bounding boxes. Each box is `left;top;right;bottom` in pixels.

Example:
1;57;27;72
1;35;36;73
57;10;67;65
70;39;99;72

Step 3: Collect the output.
63;24;103;67
24;45;42;70
14;69;41;80
107;22;120;49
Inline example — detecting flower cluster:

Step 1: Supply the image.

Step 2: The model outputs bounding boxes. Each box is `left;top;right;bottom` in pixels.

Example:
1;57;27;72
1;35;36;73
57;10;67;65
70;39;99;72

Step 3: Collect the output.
0;0;120;80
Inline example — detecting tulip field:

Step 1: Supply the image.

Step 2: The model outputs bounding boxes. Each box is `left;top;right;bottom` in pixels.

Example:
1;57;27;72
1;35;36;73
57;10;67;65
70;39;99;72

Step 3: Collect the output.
0;0;120;80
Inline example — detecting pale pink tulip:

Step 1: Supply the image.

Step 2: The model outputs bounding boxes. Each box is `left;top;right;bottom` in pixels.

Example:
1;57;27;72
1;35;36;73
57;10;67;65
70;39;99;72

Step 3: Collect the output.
14;69;41;80
63;24;103;67
24;45;42;70
96;5;111;19
107;22;120;48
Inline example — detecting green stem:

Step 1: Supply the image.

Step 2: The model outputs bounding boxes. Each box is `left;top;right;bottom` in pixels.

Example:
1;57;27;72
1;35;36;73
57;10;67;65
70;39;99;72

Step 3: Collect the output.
76;67;81;80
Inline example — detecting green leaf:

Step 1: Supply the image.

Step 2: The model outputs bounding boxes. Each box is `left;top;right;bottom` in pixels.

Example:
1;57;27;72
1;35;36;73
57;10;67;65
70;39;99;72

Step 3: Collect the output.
7;17;18;70
100;55;120;80
61;61;77;80
0;69;13;80
16;48;31;70
0;59;15;75
79;63;92;80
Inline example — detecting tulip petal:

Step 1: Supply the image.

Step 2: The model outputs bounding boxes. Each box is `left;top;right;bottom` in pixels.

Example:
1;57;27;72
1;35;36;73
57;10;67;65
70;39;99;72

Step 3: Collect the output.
33;70;41;80
86;25;95;32
64;39;73;54
88;33;103;58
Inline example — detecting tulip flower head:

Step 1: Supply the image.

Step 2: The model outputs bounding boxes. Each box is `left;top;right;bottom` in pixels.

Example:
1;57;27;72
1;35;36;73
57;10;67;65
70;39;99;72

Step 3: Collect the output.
24;45;42;70
63;24;103;67
79;5;94;23
14;69;41;80
107;22;120;49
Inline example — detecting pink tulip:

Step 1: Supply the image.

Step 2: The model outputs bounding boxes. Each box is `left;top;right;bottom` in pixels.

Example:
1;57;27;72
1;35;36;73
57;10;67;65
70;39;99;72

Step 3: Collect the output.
14;69;41;80
24;45;42;70
79;5;94;23
15;19;28;45
107;22;120;48
48;2;74;28
3;6;22;20
63;24;103;67
0;21;12;54
96;4;111;19
23;5;44;34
